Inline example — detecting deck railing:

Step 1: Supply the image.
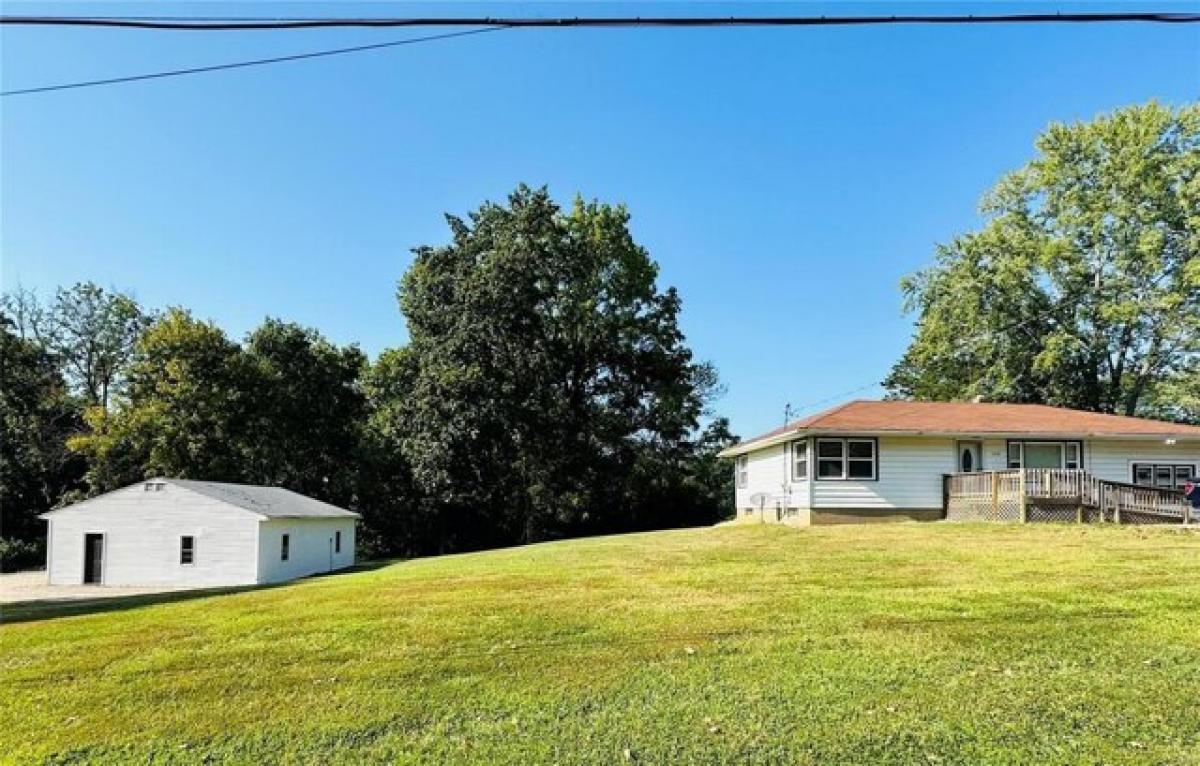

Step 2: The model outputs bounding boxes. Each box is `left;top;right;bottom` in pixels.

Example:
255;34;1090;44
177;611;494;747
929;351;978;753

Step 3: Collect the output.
945;469;1192;525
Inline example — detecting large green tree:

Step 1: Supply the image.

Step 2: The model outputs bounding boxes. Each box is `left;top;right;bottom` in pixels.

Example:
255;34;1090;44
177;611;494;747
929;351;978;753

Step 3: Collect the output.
0;315;86;566
396;185;718;547
886;101;1199;418
357;347;432;555
2;283;151;410
241;319;367;506
73;312;371;504
71;309;258;491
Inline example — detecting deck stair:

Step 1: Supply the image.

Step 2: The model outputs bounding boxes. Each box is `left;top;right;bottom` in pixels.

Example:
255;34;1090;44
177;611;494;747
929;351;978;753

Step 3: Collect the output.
945;469;1193;525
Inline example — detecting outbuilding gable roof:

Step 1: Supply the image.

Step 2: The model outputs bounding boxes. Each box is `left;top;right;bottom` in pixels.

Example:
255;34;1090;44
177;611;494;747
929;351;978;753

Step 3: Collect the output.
168;480;361;519
39;479;360;520
720;400;1200;457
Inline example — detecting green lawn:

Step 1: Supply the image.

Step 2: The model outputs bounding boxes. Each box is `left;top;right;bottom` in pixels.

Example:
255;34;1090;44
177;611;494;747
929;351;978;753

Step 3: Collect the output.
5;523;1200;765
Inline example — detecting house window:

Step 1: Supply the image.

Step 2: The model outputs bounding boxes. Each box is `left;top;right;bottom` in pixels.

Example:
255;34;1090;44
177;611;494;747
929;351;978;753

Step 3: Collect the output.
335;530;342;554
815;438;876;480
817;439;844;478
281;534;290;561
791;440;808;481
1132;463;1195;490
1065;443;1081;470
847;439;876;478
180;536;195;565
735;456;748;489
1005;441;1083;470
1007;442;1023;469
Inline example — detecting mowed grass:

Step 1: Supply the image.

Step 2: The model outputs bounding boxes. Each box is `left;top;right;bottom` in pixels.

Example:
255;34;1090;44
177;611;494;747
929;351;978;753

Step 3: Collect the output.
5;524;1200;765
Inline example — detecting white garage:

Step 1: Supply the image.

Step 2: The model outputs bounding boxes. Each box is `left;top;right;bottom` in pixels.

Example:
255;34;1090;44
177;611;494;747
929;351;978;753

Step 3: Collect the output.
40;478;359;587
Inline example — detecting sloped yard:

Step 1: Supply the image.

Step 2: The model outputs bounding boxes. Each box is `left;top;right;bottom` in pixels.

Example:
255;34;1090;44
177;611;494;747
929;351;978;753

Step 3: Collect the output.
4;523;1200;764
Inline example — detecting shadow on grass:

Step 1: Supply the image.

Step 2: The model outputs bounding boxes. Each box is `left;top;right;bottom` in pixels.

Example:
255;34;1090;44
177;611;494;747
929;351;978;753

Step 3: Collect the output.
0;560;394;626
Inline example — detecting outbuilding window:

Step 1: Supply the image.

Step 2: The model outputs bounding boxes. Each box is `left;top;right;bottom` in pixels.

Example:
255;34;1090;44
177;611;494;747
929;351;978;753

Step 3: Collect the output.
180;536;195;565
735;456;748;488
281;534;290;561
815;438;877;480
335;530;342;554
791;440;808;481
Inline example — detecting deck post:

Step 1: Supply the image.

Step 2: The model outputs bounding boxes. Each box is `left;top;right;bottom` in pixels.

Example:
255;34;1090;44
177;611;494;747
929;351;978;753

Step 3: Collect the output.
991;471;999;517
1018;468;1028;523
942;474;951;519
1114;488;1122;525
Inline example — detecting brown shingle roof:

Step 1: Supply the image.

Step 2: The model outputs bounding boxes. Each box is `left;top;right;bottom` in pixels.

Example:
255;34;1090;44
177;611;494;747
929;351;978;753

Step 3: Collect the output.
722;400;1200;456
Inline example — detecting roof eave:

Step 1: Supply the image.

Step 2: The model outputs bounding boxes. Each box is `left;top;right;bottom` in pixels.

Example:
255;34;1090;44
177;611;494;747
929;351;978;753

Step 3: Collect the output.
719;428;1200;457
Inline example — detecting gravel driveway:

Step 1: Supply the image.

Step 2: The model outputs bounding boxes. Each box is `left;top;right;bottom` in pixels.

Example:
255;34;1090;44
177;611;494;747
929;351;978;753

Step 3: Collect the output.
0;570;195;604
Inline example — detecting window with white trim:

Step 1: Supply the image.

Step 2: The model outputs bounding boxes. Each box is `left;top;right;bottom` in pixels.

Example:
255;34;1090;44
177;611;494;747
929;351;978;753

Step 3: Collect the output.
1132;463;1195;490
180;536;195;565
1006;441;1083;470
281;534;290;561
1065;443;1081;470
791;440;808;481
735;456;748;489
335;530;342;554
815;438;876;480
1007;442;1023;469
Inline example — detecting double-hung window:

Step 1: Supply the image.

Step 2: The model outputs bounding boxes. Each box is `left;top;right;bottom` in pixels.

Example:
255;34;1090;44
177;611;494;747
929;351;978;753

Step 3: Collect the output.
735;456;749;489
791;440;808;481
180;536;195;565
815;438;876;480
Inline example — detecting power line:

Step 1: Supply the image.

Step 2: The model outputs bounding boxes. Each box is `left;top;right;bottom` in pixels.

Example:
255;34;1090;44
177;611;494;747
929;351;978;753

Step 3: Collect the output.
2;12;1198;30
0;26;506;97
780;302;1074;419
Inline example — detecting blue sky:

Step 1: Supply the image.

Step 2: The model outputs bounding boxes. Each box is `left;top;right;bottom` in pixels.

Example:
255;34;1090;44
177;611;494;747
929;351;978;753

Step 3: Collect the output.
3;2;1198;439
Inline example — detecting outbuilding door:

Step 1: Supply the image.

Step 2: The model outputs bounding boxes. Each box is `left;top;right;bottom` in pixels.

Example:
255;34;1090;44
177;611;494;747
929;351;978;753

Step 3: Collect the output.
83;533;104;584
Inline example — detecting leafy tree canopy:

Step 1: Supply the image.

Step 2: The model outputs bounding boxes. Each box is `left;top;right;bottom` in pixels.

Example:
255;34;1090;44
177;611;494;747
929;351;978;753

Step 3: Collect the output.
395;185;722;545
0;314;86;558
2;282;152;409
885;101;1199;419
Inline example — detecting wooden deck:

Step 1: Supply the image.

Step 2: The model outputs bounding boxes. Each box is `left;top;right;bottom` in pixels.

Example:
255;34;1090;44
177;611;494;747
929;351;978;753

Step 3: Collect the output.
945;469;1194;525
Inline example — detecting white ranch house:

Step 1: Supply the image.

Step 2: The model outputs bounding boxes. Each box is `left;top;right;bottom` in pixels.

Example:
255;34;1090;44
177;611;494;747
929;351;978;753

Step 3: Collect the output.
720;400;1200;525
40;479;358;587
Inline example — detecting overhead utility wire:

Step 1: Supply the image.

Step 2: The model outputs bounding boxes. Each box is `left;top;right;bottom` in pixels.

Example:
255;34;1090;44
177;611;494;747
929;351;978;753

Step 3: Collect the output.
0;26;505;97
2;12;1198;30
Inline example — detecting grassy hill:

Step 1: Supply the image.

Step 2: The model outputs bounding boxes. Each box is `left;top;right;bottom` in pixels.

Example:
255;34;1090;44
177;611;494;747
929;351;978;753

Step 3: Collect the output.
5;523;1200;764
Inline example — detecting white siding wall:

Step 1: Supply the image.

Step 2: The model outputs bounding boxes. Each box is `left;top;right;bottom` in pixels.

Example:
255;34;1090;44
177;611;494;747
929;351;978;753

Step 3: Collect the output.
981;439;1008;471
256;518;356;584
811;436;955;510
1085;439;1200;483
45;484;259;586
736;443;812;509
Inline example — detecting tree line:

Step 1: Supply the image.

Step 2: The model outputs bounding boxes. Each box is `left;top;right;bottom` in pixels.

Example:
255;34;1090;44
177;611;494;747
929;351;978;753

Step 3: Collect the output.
1;187;738;568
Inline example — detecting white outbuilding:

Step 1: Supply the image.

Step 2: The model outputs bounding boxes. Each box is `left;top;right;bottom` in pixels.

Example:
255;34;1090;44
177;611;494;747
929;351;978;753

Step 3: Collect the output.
40;478;359;587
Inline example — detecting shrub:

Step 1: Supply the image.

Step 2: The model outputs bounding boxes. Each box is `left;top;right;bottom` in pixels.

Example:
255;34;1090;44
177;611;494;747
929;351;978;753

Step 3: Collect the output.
0;537;44;572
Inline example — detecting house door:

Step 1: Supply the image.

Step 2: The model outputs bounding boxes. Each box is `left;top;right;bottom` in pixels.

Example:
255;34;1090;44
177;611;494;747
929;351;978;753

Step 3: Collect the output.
83;533;104;584
957;441;983;473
